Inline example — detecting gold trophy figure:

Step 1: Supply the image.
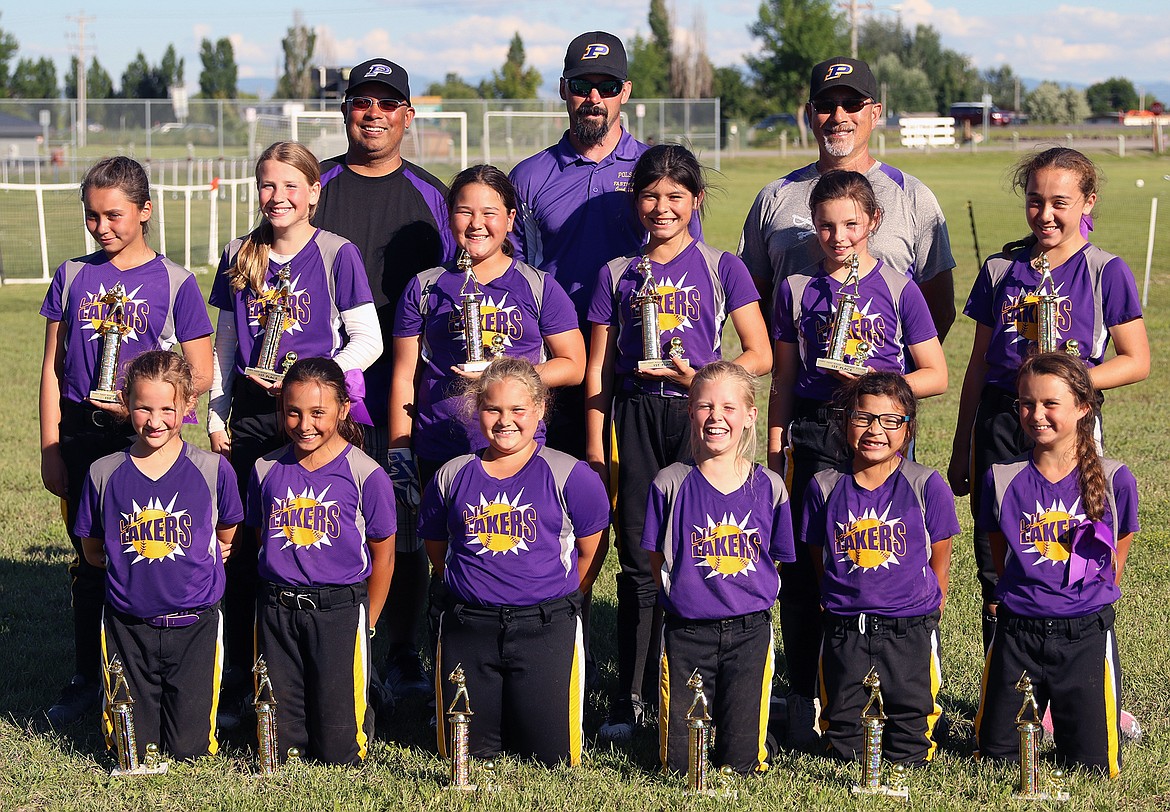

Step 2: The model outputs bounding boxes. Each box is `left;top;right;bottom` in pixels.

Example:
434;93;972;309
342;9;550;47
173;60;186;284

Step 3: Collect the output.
90;283;130;403
633;256;686;371
1014;672;1070;801
105;655;168;776
456;251;492;373
816;253;872;375
245;265;298;384
447;663;477;791
253;656;281;776
851;668;907;799
1031;253;1079;357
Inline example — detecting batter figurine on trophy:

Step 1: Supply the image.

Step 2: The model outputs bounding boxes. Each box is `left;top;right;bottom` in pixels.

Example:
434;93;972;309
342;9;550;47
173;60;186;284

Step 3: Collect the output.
253;656;281;776
244;265;298;384
816;253;872;375
851;668;908;799
446;663;477;791
633;255;686;371
1030;252;1079;356
89;282;130;403
456;251;493;374
1013;672;1070;801
105;655;168;776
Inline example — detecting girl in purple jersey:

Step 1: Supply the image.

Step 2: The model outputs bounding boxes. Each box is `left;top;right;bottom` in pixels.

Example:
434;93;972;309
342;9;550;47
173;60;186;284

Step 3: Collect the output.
77;351;242;763
644;361;795;776
974;353;1137;778
419;358;609;767
948;148;1149;651
39;156;214;727
768;170;946;749
249;357;395;766
803;372;957;766
208;142;382;719
587;144;771;741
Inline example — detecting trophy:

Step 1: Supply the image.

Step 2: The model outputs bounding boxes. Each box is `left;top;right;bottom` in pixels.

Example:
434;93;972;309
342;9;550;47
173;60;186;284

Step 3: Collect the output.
816;253;872;375
456;251;495;373
447;663;477;791
253;656;281;776
105;655;168;776
1030;253;1079;356
89;283;130;403
245;265;298;384
851;668;907;799
633;256;686;371
1014;672;1069;801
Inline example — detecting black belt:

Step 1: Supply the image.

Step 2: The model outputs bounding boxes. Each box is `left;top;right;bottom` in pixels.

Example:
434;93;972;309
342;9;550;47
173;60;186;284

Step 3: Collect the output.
263;582;365;611
665;608;770;631
60;398;127;431
999;606;1113;640
823;610;938;637
618;376;689;399
792;396;837;424
448;592;580;624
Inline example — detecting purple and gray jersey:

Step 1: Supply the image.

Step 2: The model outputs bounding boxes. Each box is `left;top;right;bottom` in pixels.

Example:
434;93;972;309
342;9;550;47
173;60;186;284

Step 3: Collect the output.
588;240;759;381
508;130;701;324
394;258;578;459
963;243;1143;391
802;460;959;617
41;251;213;404
248;444;396;588
418;446;610;606
209;229;374;375
978;455;1138;618
775;260;937;402
641;462;795;620
74;443;243;618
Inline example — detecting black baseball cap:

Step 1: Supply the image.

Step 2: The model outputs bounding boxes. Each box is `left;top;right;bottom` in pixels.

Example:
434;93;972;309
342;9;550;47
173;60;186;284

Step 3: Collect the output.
346;58;411;102
563;31;627;81
809;57;878;101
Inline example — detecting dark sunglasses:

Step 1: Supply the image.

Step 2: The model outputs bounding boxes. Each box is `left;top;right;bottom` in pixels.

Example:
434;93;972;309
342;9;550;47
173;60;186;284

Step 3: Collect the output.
810;98;873;115
346;95;409;112
566;77;625;99
848;410;911;430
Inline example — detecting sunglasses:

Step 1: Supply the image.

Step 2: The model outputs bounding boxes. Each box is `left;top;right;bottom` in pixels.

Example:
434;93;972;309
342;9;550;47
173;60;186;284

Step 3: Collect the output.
810;98;873;115
346;96;409;112
566;77;625;99
848;410;911;430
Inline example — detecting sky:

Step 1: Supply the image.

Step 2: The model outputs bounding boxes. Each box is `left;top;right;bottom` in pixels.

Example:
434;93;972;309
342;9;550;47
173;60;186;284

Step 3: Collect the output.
4;1;1169;99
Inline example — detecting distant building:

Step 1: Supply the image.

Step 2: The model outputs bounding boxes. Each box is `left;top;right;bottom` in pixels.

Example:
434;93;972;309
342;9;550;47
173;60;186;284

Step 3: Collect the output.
0;111;42;159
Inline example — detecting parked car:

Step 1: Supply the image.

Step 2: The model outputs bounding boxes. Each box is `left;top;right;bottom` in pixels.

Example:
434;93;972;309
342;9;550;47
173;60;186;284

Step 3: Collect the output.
949;103;1012;126
752;113;798;132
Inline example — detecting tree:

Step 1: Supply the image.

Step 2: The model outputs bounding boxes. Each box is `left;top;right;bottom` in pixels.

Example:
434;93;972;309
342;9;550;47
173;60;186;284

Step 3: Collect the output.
627;33;670;98
1062;86;1090;124
480;32;541;99
1085;77;1138;116
712;65;764;121
871;54;934;114
0;13;17;99
159;44;184;90
1025;81;1083;125
119;46;182;99
671;8;713;99
66;56;113;100
275;12;317;99
905;24;980;113
747;0;846;113
199;37;238;99
9;57;58;98
982;65;1021;111
425;72;480;99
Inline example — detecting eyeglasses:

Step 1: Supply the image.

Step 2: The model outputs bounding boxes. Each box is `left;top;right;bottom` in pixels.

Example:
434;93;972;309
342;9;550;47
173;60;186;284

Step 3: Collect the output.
566;77;625;99
346;96;409;113
810;98;873;115
848;410;911;430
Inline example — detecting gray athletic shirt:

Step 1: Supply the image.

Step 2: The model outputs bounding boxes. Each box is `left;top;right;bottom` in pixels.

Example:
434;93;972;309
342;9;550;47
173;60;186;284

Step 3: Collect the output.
738;161;955;295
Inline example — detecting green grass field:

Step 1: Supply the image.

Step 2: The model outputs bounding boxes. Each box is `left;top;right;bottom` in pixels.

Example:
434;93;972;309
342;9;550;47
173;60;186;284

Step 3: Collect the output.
2;148;1169;810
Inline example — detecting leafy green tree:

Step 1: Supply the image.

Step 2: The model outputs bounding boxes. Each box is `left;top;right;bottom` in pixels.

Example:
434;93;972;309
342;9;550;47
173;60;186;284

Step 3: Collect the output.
66;56;113;100
982;65;1021;110
1025;81;1070;124
871;54;934;113
905;24;980;113
0;14;17;99
425;72;481;99
1062;86;1090;124
1085;77;1138;116
627;33;670;98
480;32;541;99
275;12;317;99
10;57;58;98
746;0;846;113
159;44;184;89
712;65;765;121
120;51;156;98
198;37;238;99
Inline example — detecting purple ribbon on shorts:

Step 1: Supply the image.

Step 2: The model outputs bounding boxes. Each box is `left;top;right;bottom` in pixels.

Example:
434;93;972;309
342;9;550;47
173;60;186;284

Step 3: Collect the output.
1063;519;1115;589
344;368;373;426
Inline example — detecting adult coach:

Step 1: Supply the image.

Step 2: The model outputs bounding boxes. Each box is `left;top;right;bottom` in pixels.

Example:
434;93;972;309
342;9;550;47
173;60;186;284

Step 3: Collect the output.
509;30;700;458
739;56;956;749
313;57;455;702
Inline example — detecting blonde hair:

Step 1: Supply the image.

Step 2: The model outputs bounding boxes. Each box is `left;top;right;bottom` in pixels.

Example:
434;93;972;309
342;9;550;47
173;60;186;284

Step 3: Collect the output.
460;357;551;422
228;141;321;294
121;350;195;410
688;360;760;464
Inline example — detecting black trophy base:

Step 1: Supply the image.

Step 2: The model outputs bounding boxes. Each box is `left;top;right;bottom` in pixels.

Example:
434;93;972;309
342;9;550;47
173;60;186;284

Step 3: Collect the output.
816;357;870;375
244;366;286;385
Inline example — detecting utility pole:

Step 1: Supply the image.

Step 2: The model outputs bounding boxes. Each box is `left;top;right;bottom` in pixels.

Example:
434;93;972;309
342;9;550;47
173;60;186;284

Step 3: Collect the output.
67;11;95;149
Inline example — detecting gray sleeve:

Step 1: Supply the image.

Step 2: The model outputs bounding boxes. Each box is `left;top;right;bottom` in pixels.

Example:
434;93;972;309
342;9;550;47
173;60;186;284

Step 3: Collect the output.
738;187;775;283
905;177;956;285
